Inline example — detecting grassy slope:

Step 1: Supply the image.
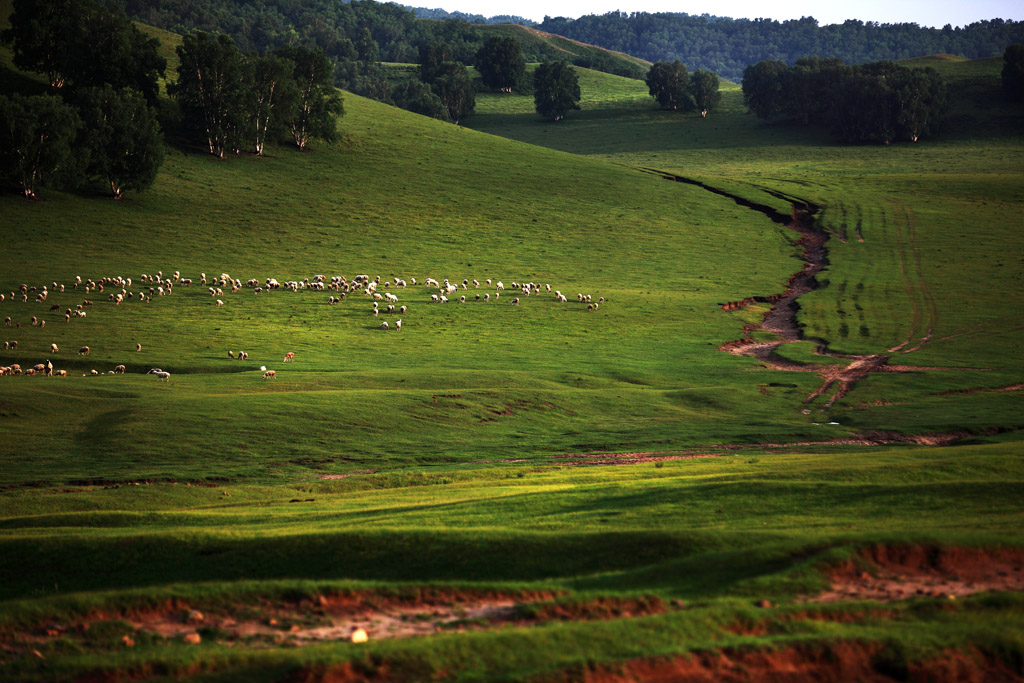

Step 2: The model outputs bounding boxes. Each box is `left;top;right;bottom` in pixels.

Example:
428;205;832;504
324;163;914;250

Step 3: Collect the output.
467;59;1024;432
1;10;1023;679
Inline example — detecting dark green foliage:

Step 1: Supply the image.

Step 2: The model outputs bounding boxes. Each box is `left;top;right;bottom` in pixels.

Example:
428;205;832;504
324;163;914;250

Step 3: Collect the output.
243;55;297;156
689;69;721;118
390;80;450;121
275;45;344;150
170;35;342;155
475;36;525;93
430;62;475;125
0;94;83;198
742;60;789;120
420;42;453;84
645;61;692;111
539;13;1024;81
534;61;581;121
75;86;164;198
784;57;847;124
170;32;245;158
1003;44;1024;101
743;58;947;144
1;0;79;89
2;0;166;101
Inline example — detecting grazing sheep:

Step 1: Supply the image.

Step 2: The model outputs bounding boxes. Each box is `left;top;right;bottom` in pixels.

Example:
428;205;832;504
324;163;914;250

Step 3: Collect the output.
33;363;45;373
152;371;170;382
373;309;379;317
8;341;16;349
496;281;504;290
31;316;37;326
114;364;126;373
399;305;407;314
379;321;389;330
263;370;276;379
430;294;439;303
25;368;35;376
50;304;60;312
3;317;9;326
238;351;248;360
459;295;466;303
78;346;90;356
387;304;395;313
39;320;44;328
511;297;520;305
55;369;67;377
50;343;59;353
473;279;479;288
283;352;295;362
216;299;224;307
135;343;142;352
484;293;490;302
90;369;98;375
228;350;235;359
439;295;448;303
395;319;402;331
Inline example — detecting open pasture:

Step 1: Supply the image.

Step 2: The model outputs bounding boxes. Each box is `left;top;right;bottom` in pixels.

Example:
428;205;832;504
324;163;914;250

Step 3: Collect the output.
1;16;1024;680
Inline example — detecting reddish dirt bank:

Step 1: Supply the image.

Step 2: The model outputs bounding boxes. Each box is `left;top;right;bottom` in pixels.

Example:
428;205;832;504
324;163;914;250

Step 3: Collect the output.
814;545;1024;603
577;644;1022;683
293;643;1023;683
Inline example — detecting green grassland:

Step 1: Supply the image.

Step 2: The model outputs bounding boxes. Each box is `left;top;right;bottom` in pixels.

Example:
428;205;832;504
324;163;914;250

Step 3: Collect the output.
1;14;1024;681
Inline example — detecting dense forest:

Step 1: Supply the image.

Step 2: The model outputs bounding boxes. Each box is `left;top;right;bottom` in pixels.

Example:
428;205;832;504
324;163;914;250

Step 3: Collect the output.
538;13;1024;81
406;6;535;26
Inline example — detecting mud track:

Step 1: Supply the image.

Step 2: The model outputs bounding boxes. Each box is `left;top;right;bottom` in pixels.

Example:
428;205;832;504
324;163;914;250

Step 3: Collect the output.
647;171;980;407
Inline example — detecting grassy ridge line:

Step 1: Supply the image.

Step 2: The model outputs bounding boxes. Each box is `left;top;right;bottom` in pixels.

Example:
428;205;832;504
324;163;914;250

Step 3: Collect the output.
1;442;1022;600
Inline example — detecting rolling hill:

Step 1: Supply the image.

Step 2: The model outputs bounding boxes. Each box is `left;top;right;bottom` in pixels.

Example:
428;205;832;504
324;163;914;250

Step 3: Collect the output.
1;7;1023;680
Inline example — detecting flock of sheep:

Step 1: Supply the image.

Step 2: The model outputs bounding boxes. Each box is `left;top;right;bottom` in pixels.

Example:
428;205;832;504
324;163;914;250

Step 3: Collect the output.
0;270;604;381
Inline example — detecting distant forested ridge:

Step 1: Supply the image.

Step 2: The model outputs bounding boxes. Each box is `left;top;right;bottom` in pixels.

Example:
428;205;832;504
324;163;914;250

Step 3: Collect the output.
538;13;1024;81
406;6;537;26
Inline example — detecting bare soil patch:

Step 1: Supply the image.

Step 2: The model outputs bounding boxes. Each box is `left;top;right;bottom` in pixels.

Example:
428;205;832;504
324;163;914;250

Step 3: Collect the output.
812;545;1024;603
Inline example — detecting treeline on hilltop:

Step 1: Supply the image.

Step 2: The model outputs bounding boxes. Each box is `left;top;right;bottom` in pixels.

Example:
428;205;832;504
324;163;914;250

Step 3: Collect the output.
743;58;947;144
539;13;1024;82
407;7;536;26
116;0;646;90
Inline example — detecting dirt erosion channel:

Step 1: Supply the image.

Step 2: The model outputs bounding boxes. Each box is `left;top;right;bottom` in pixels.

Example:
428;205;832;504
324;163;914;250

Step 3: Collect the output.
647;170;979;408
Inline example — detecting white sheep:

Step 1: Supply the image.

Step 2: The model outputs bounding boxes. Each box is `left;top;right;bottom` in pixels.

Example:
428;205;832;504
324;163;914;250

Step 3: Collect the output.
379;321;389;330
395;319;402;331
496;281;504;290
78;346;90;356
399;305;407;314
216;299;224;307
50;343;59;353
263;370;276;379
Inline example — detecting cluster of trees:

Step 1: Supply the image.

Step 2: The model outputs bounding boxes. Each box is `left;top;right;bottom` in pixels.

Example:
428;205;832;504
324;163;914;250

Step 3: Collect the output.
390;36;527;125
171;32;343;157
539;13;1024;82
742;58;948;143
534;62;581;121
0;0;165;198
1004;45;1024;101
645;61;721;117
117;0;647;105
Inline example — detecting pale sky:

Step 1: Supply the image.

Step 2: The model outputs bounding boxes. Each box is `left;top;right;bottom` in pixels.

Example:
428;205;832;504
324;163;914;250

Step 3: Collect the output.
424;0;1023;27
